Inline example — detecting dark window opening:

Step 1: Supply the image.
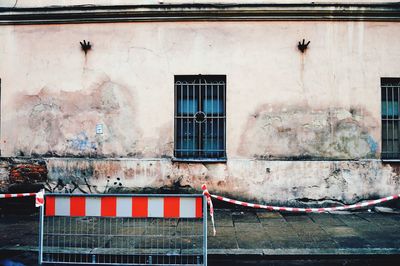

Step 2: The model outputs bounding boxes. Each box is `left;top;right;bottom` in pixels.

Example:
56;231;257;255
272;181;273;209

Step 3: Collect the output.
381;78;400;160
174;75;226;161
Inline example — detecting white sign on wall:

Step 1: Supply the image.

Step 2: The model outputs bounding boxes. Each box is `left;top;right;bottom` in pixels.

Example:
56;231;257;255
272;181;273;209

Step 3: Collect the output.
96;124;103;134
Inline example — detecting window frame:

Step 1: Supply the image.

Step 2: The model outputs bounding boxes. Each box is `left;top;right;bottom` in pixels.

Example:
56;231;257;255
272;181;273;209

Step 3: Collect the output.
173;75;227;163
381;77;400;161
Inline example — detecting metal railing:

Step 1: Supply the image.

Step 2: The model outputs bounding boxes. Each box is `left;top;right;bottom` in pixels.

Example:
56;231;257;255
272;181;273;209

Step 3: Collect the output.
382;78;400;159
39;194;207;265
174;75;226;160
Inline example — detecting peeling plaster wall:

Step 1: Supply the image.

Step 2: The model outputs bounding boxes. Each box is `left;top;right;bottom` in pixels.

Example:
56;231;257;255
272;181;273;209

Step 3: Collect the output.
1;21;400;202
43;158;400;205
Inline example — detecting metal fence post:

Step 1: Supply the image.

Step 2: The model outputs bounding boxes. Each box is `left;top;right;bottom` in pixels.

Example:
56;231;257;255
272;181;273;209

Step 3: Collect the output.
203;195;208;266
38;202;44;265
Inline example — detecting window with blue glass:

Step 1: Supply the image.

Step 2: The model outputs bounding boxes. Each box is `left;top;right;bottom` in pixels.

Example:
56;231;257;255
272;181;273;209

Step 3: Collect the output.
174;75;226;161
382;78;400;159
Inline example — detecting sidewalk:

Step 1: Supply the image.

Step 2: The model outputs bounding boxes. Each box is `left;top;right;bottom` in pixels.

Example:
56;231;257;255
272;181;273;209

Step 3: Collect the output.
0;208;400;263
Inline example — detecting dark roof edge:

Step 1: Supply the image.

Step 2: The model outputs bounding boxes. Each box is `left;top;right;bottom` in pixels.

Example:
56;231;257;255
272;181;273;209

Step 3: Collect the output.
1;3;400;25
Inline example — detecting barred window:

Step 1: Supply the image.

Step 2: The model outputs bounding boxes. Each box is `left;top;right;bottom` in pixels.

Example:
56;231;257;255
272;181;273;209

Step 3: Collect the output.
382;78;400;160
174;75;226;161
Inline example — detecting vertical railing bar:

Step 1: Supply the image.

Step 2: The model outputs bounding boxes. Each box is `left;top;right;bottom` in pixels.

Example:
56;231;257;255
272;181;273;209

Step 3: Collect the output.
187;82;190;159
174;82;177;158
181;83;183;159
38;201;44;265
211;82;214;159
386;86;389;158
392;86;395;155
398;86;400;157
205;82;208;159
192;83;195;158
199;79;202;158
223;82;226;158
217;82;220;159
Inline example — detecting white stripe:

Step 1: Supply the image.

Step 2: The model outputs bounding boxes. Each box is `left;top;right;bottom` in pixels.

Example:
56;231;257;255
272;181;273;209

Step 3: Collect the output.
179;198;195;218
86;197;101;217
148;197;163;217
116;197;132;217
55;197;70;216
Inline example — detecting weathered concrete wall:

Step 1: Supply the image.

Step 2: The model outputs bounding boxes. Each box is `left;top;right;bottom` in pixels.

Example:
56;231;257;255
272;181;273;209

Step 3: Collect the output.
1;20;400;202
2;21;398;159
43;158;400;204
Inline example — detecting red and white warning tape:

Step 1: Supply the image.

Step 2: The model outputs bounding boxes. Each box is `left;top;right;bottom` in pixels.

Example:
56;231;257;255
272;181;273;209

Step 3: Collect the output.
201;184;216;236
201;184;400;213
0;190;44;207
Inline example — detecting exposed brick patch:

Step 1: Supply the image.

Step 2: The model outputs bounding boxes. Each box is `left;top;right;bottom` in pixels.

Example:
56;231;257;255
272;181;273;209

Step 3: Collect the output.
9;163;47;184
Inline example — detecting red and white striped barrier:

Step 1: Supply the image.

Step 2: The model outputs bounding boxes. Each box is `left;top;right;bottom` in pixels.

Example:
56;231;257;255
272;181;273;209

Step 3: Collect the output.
201;184;400;213
0;190;44;207
0;192;37;199
45;195;203;218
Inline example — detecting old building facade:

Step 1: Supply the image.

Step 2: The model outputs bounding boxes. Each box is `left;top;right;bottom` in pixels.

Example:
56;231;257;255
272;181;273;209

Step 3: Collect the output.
1;0;400;205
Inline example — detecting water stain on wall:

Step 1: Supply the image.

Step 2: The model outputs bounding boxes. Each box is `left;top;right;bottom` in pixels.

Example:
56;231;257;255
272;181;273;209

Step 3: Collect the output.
12;78;141;157
238;104;379;160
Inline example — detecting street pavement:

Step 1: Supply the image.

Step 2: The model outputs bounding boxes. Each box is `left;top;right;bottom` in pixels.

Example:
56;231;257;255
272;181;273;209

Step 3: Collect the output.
0;207;400;265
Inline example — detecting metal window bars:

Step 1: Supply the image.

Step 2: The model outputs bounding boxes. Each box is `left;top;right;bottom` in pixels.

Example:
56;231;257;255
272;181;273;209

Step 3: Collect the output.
382;78;400;160
174;75;226;161
38;194;207;265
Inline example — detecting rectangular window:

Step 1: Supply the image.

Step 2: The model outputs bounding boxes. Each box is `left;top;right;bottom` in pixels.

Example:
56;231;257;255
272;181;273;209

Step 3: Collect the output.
381;78;400;160
174;75;226;161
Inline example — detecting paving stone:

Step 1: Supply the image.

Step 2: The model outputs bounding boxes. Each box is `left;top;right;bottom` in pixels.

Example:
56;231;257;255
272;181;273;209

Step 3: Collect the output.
234;222;263;231
322;226;359;237
283;214;315;224
307;213;345;227
208;226;236;236
236;231;273;249
210;210;233;227
208;236;238;249
263;225;297;238
332;237;372;248
335;214;371;227
269;239;306;249
259;218;287;227
256;212;284;219
232;212;259;223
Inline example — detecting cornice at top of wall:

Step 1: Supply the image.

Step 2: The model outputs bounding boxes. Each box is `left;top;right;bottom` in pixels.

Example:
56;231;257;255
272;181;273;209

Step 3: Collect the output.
1;0;400;24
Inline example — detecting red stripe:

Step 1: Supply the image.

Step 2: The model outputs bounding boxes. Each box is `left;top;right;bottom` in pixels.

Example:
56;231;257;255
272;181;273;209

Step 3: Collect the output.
132;197;148;217
229;199;235;204
393;195;399;199
17;193;24;198
254;204;261;208
279;207;286;211
101;197;116;217
45;196;55;216
70;197;86;216
305;209;312;213
4;194;11;198
164;197;180;218
293;208;299;212
266;206;274;211
242;202;248;207
195;197;203;218
318;208;325;212
217;196;224;200
381;198;388;202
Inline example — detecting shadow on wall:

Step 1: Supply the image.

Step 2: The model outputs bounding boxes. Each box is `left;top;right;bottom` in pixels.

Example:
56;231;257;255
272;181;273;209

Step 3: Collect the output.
238;105;379;160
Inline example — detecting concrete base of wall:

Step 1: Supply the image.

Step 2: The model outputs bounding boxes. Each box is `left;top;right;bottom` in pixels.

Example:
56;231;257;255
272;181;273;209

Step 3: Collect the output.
1;157;399;206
